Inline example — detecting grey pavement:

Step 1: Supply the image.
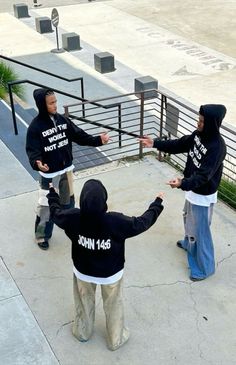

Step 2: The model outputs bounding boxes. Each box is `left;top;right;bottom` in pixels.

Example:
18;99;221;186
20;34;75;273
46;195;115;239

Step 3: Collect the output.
0;1;236;364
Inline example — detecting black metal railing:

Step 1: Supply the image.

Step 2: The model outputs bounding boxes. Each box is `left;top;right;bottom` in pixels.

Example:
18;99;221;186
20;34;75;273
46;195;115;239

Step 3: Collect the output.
2;55;126;136
0;54;87;133
0;54;85;90
2;55;235;208
64;89;236;209
7;79;89;135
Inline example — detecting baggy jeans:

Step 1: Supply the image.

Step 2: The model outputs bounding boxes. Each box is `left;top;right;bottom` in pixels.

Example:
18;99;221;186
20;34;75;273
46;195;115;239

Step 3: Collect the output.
180;200;215;279
72;275;129;350
35;171;74;243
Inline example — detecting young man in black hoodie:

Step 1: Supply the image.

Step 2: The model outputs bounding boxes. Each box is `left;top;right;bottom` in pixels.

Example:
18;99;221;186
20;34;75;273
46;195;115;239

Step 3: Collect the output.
26;88;109;250
47;179;164;350
140;104;226;281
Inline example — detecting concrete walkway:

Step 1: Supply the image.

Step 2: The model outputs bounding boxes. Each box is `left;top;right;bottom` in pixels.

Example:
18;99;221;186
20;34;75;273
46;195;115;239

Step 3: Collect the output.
0;1;236;364
0;156;236;365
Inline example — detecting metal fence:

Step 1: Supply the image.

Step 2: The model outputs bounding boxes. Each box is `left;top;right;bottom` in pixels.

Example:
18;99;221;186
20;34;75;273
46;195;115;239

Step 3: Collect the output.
64;89;236;209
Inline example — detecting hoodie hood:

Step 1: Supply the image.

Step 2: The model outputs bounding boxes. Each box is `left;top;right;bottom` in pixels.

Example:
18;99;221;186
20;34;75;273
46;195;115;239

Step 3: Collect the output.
199;104;226;139
80;179;108;217
33;88;53;117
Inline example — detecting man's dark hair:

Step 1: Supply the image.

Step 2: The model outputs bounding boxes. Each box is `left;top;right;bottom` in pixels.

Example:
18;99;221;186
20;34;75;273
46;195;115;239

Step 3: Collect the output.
45;90;54;96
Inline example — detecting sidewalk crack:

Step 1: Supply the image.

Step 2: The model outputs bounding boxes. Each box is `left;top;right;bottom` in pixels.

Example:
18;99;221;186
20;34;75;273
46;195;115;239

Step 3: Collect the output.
125;280;190;289
56;320;73;336
216;252;236;267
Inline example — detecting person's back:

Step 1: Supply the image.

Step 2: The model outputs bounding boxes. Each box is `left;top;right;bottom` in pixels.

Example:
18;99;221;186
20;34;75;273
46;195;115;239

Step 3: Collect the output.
47;179;164;350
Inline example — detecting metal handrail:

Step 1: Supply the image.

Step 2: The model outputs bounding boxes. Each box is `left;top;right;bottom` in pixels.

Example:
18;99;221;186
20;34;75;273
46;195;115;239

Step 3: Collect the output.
64;89;236;210
68;114;140;138
0;55;84;84
2;55;124;134
8;79;88;134
7;79;123;135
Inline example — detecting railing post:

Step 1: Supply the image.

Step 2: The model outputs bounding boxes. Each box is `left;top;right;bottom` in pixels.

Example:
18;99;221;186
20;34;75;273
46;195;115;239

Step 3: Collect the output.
158;94;166;161
118;104;122;148
139;92;144;159
80;79;85;118
8;83;18;135
64;105;69;117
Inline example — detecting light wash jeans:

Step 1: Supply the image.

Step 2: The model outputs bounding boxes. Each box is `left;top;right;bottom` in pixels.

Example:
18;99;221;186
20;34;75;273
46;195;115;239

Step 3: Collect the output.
180;200;215;279
72;275;129;350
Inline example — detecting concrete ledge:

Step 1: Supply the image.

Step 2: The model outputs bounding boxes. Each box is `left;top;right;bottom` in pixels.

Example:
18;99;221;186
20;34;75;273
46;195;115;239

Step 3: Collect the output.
94;52;115;74
13;3;29;18
35;17;53;34
135;75;158;99
62;32;81;51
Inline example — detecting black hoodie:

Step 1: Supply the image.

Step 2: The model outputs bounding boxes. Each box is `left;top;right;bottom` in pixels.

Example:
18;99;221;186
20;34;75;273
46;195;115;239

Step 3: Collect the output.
153;104;227;195
47;179;164;278
26;88;102;173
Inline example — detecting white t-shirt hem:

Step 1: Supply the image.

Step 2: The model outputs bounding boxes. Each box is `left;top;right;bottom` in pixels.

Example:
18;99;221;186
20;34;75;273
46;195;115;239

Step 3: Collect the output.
39;164;74;178
185;191;217;207
73;266;124;285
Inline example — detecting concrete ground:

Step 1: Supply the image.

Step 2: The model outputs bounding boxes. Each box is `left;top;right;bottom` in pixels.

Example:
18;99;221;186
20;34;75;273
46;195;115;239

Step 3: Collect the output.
1;0;236;125
1;155;236;365
0;1;236;364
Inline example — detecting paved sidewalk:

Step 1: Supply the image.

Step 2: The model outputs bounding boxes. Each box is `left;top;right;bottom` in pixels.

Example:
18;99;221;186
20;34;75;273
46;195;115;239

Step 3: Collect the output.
0;156;236;365
0;1;236;364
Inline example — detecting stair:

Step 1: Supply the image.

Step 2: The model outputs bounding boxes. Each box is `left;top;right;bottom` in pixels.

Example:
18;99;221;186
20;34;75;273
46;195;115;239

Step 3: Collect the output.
0;100;111;178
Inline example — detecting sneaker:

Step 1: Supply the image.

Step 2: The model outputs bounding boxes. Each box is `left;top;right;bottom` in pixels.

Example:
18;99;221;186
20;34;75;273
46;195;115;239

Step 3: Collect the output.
190;276;205;282
38;241;49;250
176;240;187;251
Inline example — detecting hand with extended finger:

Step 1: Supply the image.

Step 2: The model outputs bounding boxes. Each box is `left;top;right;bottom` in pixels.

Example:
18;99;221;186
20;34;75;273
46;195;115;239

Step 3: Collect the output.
166;177;182;189
138;135;154;148
100;132;110;144
156;192;164;200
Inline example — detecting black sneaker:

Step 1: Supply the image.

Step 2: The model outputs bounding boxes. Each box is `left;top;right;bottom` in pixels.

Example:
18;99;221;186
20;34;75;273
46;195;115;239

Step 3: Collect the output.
176;240;187;251
190;276;205;282
38;241;49;250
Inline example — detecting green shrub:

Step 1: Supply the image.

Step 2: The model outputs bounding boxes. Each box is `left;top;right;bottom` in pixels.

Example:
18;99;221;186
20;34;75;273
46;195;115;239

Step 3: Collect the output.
218;178;236;210
0;61;24;99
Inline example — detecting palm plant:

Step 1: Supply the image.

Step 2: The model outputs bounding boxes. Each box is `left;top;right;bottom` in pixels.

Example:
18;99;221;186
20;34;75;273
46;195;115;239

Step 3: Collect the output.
0;61;24;99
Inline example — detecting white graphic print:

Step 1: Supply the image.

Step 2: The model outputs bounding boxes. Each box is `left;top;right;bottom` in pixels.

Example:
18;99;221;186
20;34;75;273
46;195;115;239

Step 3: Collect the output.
78;235;111;250
42;123;69;152
189;135;208;169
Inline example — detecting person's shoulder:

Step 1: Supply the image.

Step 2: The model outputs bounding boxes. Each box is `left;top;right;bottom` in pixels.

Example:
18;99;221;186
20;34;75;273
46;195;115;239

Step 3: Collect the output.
105;211;132;226
105;211;124;221
27;116;40;131
58;113;69;123
206;136;226;154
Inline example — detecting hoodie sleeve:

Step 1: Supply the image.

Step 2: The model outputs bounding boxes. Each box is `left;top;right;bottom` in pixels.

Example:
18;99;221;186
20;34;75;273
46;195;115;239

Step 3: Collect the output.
153;134;193;154
113;197;164;240
47;189;79;231
26;124;42;171
66;118;103;147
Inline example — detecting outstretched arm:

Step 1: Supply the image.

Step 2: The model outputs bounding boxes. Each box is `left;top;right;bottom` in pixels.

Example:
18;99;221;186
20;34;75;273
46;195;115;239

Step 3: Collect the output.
115;193;164;240
67;118;110;147
139;134;193;154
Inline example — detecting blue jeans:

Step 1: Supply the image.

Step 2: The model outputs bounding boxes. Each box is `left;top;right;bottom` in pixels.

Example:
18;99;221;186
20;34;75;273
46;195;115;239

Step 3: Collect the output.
180;200;215;279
